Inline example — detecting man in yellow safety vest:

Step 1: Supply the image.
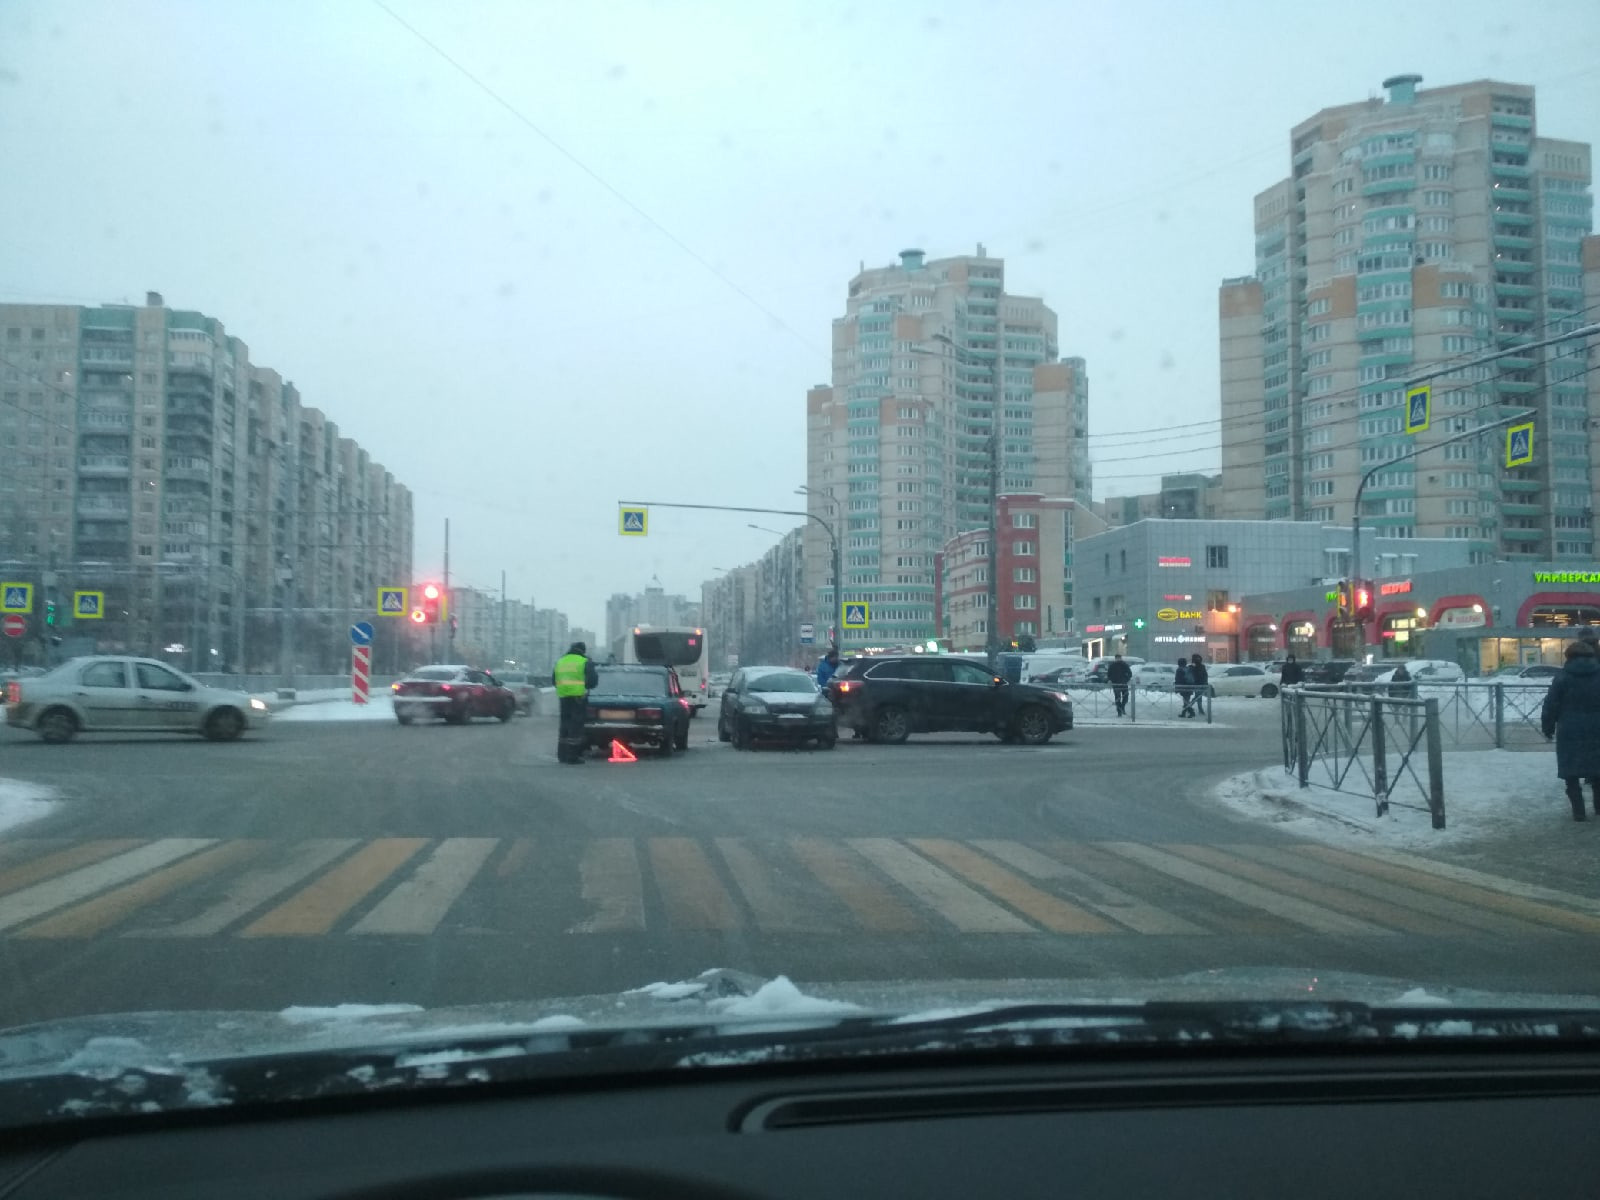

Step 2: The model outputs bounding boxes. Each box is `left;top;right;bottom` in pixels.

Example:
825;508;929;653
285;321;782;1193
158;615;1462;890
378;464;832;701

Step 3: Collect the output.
553;641;600;763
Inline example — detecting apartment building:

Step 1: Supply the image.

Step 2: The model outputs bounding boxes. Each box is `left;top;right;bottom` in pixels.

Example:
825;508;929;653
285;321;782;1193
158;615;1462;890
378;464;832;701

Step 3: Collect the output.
0;293;412;672
604;582;700;654
1219;75;1594;561
804;246;1089;648
1100;472;1223;527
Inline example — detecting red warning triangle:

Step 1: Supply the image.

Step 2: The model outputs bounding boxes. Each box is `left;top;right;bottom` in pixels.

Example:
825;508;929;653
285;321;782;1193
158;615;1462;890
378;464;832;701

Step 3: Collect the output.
608;739;638;763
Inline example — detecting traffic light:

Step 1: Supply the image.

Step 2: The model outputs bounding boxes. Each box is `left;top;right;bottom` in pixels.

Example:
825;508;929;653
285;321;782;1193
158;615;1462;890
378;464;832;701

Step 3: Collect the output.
1336;582;1351;616
1354;585;1374;624
421;583;443;625
44;600;56;627
409;607;427;625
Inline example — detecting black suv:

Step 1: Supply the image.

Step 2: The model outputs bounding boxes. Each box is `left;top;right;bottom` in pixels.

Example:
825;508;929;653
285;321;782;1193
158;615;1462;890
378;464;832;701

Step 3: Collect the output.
827;655;1073;745
1304;658;1358;685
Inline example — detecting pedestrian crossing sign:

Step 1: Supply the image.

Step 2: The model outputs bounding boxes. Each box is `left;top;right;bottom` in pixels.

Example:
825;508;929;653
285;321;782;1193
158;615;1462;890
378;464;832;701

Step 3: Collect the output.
377;586;408;617
842;602;869;629
619;506;648;536
73;591;104;619
1;583;32;614
1404;384;1430;435
1506;422;1534;468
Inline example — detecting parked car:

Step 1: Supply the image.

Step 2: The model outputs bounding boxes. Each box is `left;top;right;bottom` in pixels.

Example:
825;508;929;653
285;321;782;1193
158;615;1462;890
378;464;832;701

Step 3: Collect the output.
583;664;691;756
827;654;1072;745
391;665;517;725
718;666;836;750
1490;662;1562;686
494;669;537;715
1132;661;1180;689
4;655;270;743
1304;658;1358;685
1207;663;1283;698
1408;659;1465;683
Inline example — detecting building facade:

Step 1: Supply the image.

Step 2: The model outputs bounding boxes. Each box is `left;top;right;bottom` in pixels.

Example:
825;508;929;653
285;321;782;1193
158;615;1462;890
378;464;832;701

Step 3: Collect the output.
1218;75;1594;560
804;246;1089;649
604;582;700;655
0;294;412;673
700;530;809;670
1099;472;1223;527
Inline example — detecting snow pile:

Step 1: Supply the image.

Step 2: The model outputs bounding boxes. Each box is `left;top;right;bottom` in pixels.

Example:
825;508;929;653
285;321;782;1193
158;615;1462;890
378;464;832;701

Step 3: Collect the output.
627;981;710;1001
1212;748;1562;848
278;1003;424;1024
0;779;56;834
1391;988;1453;1007
709;975;862;1019
275;695;397;723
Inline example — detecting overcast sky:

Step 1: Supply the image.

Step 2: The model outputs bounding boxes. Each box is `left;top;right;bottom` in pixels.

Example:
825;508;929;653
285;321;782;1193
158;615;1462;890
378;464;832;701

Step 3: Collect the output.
3;1;1597;633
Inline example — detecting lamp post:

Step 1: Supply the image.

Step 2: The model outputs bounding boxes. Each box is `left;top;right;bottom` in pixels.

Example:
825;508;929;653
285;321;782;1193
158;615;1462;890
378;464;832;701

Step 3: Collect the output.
795;485;844;650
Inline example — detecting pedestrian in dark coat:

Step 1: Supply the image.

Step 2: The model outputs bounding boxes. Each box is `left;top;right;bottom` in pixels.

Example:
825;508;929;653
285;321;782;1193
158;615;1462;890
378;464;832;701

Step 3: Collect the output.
1174;657;1193;717
1540;639;1600;821
1106;653;1133;717
1279;654;1306;686
1188;654;1210;718
1388;661;1415;699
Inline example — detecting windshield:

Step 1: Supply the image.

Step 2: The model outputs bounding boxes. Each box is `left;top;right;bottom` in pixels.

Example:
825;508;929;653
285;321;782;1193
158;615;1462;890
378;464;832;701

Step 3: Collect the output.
3;0;1600;1133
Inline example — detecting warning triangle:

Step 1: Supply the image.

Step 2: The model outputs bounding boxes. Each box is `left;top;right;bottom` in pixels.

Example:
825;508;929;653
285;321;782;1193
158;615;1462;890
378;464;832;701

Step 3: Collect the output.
608;739;638;763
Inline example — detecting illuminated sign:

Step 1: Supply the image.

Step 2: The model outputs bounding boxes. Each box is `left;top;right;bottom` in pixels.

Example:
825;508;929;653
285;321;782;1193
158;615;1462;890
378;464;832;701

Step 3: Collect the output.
1084;624;1105;633
1157;556;1191;568
1158;608;1205;621
1434;607;1487;629
1379;580;1412;596
1153;634;1206;644
1325;590;1340;603
1102;623;1126;632
1163;594;1193;601
1533;570;1600;584
1156;608;1179;622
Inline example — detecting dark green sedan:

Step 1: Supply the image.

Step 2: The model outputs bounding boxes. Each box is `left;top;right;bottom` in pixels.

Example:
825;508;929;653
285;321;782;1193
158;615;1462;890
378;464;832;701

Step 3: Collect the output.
582;664;692;757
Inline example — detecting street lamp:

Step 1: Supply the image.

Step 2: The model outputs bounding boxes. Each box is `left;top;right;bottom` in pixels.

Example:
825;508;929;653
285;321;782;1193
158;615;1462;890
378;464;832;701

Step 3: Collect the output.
795;485;844;650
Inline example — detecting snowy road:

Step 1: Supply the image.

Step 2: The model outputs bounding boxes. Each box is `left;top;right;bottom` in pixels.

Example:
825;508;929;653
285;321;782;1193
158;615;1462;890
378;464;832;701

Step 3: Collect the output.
1;704;1599;1025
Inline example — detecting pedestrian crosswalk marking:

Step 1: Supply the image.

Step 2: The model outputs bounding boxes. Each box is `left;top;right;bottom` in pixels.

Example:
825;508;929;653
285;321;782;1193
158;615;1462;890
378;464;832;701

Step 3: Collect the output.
133;839;361;938
648;838;741;931
849;838;1033;933
240;838;428;937
0;834;1597;943
910;839;1117;934
570;839;644;932
350;839;498;936
0;840;217;934
17;841;264;939
1100;842;1391;937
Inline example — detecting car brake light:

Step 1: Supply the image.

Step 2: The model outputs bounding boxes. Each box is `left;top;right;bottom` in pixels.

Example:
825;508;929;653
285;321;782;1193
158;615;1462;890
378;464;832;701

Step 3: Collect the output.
837;681;853;693
700;678;707;691
638;706;662;719
5;681;19;705
440;683;452;692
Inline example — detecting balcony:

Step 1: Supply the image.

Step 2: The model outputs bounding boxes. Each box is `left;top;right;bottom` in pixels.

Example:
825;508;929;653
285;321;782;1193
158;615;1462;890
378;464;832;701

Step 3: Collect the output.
1491;158;1532;180
1496;378;1539;396
77;455;130;475
1500;501;1543;517
1491;208;1533;226
164;460;212;483
76;497;131;517
1490;182;1532;202
1491;111;1533;130
1501;476;1541;493
1362;176;1415;198
1494;279;1536;298
1492;231;1534;251
1492;256;1536;274
1502;528;1544;542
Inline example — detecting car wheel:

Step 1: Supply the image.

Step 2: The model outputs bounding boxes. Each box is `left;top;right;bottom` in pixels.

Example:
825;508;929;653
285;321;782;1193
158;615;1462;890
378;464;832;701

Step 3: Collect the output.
1261;683;1279;698
1012;705;1052;746
872;705;910;745
817;730;837;750
396;707;415;725
36;707;78;745
658;730;675;757
675;723;689;751
444;706;467;725
732;717;751;750
203;706;245;742
717;714;731;742
497;702;514;723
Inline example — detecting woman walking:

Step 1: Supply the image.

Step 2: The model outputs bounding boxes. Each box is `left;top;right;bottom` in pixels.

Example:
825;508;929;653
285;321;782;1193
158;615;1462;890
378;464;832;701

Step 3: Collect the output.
1540;639;1600;822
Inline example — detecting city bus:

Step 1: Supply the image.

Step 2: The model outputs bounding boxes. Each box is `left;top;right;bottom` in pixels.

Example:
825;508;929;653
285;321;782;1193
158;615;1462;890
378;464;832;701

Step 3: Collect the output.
625;626;710;715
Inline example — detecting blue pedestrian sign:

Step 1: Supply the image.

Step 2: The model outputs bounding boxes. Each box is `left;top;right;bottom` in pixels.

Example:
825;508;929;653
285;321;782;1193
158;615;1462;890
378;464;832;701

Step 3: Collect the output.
1404;384;1430;435
377;586;407;617
842;603;869;629
73;591;104;619
619;506;648;536
350;621;375;646
1506;422;1534;468
1;583;33;614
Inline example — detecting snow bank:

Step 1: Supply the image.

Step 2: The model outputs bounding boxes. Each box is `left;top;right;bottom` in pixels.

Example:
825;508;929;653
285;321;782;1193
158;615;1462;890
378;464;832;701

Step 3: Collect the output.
0;779;56;834
709;975;862;1019
1212;748;1564;848
275;695;397;723
278;1003;424;1024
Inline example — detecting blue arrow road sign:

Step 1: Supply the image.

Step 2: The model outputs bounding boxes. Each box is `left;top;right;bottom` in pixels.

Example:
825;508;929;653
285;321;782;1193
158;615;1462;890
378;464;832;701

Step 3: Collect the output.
351;621;375;646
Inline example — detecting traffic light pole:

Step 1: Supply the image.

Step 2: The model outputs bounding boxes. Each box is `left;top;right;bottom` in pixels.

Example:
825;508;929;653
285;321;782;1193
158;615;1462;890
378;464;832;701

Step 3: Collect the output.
1349;407;1533;646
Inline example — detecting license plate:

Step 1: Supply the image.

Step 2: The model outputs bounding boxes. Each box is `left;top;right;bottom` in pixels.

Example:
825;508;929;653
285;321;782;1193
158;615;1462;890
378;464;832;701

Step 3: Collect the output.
778;713;804;721
599;709;632;720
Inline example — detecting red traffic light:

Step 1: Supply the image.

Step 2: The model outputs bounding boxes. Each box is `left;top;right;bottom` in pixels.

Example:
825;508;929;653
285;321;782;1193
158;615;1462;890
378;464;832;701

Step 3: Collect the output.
409;608;427;624
422;583;441;600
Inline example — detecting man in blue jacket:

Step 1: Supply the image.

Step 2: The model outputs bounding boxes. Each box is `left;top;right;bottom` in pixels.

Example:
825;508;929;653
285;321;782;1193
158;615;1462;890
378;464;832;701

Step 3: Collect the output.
816;648;840;689
1541;639;1600;822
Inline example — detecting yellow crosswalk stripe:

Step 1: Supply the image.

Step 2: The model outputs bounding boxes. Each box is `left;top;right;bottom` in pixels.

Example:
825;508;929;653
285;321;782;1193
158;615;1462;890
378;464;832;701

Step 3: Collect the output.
715;838;831;933
788;837;925;933
1295;845;1600;935
130;839;361;938
349;838;498;935
240;838;428;937
1099;842;1393;936
847;838;1033;933
1319;845;1600;917
16;841;265;939
497;837;534;878
0;839;144;898
648;838;741;931
974;840;1208;935
0;840;217;933
909;839;1117;934
570;839;645;932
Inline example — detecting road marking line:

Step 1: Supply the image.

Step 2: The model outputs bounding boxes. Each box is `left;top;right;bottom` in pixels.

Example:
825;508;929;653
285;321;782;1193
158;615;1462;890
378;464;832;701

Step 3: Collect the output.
1047;841;1294;936
648;838;741;931
909;840;1116;934
787;838;924;933
847;838;1033;933
497;837;534;878
1295;845;1600;935
0;840;217;933
239;839;428;936
17;841;265;938
1099;842;1391;936
349;838;498;935
129;839;361;937
714;839;830;933
975;840;1207;935
1223;844;1546;937
0;839;62;871
0;840;144;898
1315;844;1600;917
1161;843;1461;937
569;839;644;933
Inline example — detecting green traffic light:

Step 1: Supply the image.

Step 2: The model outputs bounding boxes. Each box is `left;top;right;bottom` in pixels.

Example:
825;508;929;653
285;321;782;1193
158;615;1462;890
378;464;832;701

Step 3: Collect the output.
44;601;56;627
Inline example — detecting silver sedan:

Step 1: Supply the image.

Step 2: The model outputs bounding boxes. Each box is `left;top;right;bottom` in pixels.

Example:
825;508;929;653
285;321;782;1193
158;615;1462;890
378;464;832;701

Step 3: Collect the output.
3;656;271;743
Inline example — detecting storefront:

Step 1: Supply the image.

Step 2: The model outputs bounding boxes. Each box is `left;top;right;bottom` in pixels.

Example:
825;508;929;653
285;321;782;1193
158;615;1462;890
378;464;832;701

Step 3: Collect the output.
1520;594;1600;628
1283;614;1318;659
1377;608;1426;658
1243;618;1278;662
1428;594;1488;632
1450;628;1599;675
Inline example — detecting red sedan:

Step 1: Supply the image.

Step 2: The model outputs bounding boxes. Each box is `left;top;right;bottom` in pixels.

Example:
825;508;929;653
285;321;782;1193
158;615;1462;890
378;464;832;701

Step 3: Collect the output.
392;665;517;725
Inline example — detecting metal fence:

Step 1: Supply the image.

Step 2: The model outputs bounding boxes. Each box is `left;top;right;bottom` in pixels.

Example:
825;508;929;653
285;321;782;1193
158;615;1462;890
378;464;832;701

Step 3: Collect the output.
1337;681;1548;749
1280;687;1446;828
1061;681;1214;724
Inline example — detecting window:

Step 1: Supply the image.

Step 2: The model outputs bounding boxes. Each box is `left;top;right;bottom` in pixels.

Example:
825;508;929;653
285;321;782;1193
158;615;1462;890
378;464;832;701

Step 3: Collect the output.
1205;545;1228;568
1013;567;1036;583
1011;511;1037;528
1012;540;1035;556
81;662;128;688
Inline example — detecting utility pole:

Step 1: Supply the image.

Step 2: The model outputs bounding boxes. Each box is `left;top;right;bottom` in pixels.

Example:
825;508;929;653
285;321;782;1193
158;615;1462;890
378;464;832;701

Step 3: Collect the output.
443;517;454;653
988;322;1004;660
500;569;507;666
